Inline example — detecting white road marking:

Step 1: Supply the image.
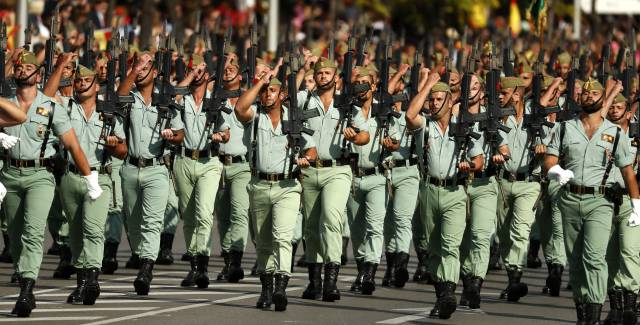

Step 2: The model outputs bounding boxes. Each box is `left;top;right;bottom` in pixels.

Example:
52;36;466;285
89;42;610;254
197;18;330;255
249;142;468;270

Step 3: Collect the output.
0;316;104;322
0;307;158;313
377;306;486;324
82;287;303;325
34;291;240;297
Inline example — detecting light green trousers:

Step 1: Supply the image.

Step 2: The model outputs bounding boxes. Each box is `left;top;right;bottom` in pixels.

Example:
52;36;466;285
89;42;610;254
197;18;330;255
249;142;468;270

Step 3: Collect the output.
215;162;251;253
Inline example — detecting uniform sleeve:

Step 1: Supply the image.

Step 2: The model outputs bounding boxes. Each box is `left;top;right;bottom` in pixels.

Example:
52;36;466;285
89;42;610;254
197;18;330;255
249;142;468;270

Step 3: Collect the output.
467;135;485;158
614;131;634;168
52;102;73;136
302;132;316;150
351;108;368;132
114;116;126;139
546;123;561;157
540;122;556;146
297;90;309;109
387;118;401;142
169;108;185;130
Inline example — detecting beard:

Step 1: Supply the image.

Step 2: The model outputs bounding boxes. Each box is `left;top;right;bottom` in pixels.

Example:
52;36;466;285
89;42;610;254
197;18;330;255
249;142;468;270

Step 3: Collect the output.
317;78;335;91
582;96;603;114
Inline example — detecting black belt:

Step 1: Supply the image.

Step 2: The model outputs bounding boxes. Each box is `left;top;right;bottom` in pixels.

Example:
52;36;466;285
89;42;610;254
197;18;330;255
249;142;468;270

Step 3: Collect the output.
428;177;465;187
393;157;419;167
5;158;53;168
472;169;497;179
68;164;111;175
353;167;380;177
567;184;609;195
312;158;351;168
252;170;299;181
127;156;165;168
182;148;219;160
500;171;541;182
220;154;245;166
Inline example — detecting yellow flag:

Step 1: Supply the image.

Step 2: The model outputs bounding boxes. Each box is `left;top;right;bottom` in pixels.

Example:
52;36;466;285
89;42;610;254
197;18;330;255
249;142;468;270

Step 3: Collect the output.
510;0;522;36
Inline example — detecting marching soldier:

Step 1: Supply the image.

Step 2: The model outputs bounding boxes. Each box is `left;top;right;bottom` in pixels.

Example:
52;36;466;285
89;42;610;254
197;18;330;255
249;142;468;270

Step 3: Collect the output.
59;65;127;305
459;75;509;309
603;93;640;324
406;77;484;320
2;51;101;317
116;52;185;295
235;71;317;311
347;67;399;295
545;78;640;324
215;56;251;283
172;54;229;289
495;73;549;303
295;56;370;302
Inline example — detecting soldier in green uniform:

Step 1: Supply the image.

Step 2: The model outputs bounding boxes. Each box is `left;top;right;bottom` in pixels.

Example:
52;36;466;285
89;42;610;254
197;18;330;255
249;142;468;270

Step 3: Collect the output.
102;154;124;274
545;79;640;324
295;56;370;302
236;72;317;311
116;52;185;295
459;75;510;310
2;51;101;317
59;65;128;305
495;71;549;303
215;56;251;283
347;67;399;295
171;54;229;288
602;93;640;324
406;78;484;320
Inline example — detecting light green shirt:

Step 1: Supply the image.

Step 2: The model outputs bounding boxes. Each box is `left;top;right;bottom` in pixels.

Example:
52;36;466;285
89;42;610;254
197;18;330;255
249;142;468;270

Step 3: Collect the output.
547;118;633;187
612;128;638;188
252;106;315;174
296;89;368;160
67;99;126;167
127;90;184;159
179;93;230;151
391;110;420;160
420;116;484;179
503;102;552;174
4;91;72;160
219;99;253;157
352;106;399;169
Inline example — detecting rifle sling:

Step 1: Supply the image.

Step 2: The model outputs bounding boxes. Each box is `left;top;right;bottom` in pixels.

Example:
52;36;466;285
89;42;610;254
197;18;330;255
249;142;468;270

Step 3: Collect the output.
39;102;56;160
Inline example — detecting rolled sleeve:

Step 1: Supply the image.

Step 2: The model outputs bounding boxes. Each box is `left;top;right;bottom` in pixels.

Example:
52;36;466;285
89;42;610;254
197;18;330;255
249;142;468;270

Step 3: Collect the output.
52;102;72;136
615;133;634;168
546;125;561;157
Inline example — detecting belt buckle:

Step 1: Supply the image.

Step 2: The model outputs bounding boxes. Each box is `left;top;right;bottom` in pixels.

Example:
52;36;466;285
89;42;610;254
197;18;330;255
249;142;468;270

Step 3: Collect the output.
316;160;324;168
138;159;146;168
18;160;27;168
268;173;278;182
357;168;364;177
575;185;585;194
224;155;232;165
191;150;199;160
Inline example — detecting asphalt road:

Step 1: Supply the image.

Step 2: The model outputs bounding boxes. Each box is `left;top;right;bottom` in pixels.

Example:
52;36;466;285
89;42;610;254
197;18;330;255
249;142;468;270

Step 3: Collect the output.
0;222;582;325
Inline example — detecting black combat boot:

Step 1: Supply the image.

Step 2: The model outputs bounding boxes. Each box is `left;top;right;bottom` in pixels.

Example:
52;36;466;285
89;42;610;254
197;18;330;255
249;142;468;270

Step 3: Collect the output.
413;249;433;284
350;259;364;293
467;276;483;309
623;290;638;325
543;262;552;294
430;282;443;318
155;233;174;265
296;240;308;268
11;277;36;317
585;303;603;325
393;252;410;288
291;242;298;273
227;250;245;283
382;252;396;287
133;258;154;295
322;262;341;302
53;244;75;279
67;268;86;304
273;273;290;312
0;232;12;263
576;303;587;325
10;271;20;284
361;262;378;295
526;239;542;268
438;281;458;319
101;240;119;274
546;263;564;297
125;254;140;269
341;237;349;265
301;263;323;300
181;251;192;262
603;289;623;325
216;251;230;281
501;266;528;302
256;273;273;309
194;255;210;289
181;255;197;287
47;236;61;255
83;268;100;305
459;275;471;307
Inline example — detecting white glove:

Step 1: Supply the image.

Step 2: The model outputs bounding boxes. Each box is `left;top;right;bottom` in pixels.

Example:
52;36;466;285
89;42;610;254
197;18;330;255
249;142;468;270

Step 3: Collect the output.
547;165;574;186
0;133;19;149
0;182;6;204
629;199;640;227
82;171;103;200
